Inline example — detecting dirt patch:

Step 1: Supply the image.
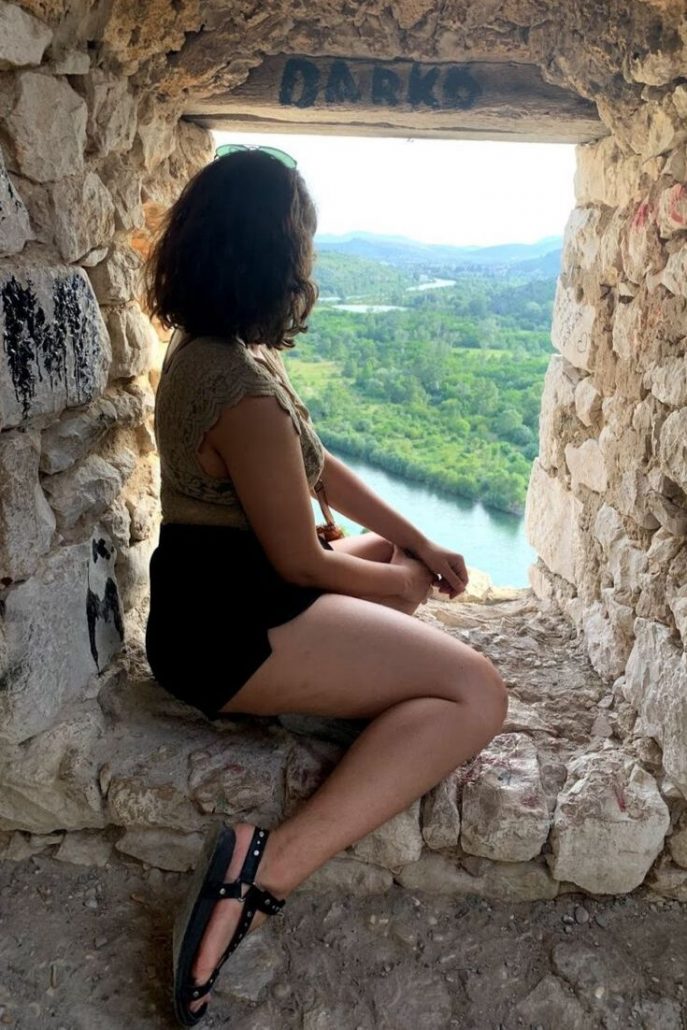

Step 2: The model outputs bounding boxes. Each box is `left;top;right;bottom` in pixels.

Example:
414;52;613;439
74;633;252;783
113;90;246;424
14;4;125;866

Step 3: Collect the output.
1;850;685;1029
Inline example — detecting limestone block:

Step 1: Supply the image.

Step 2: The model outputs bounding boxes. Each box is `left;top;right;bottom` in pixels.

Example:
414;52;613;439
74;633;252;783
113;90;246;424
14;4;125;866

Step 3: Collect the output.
115;827;204;871
658;407;687;491
611;297;640;361
525;459;584;586
0;145;30;255
657;183;687;237
2;71;86;182
99;154;144;231
664;146;687;183
350;800;423;871
39;397;117;474
1;830;63;860
0;1;52;68
561;206;604;271
596;208;625;286
622;99;687;159
670;592;687;643
0;536;123;744
97;496;131;551
169;119;214;181
516;976;589;1030
574;136;642;209
0;262;110;429
549;749;670;893
397;851;558;901
593;503;648;600
668;814;687;869
574;377;602;426
107;769;204;834
601;585;633;632
42;453;123;532
136;94;180;172
87;244;143;305
55;830;112;866
293;857;393;894
564;438;607;493
593;502;625;552
551;281;598;372
115;536;154;612
625;618;687;796
581;601;632;683
125;487;158;543
645;355;687;408
105;303;156;379
621;200;663;284
628;42;687;87
646;858;687;902
536;356;578;471
51;172;115;264
461;733;550;862
0;427;55;581
188;735;291;826
420;770;461;850
661;246;687;298
283;737;343;819
613;468;658;530
0;703;106;832
78;70;137;155
51;48;90;75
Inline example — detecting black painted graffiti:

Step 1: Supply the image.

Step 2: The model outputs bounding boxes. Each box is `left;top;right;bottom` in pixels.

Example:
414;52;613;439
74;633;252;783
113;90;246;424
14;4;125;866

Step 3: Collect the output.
86;575;124;671
0;276;57;418
54;273;100;403
279;58;482;110
1;271;101;419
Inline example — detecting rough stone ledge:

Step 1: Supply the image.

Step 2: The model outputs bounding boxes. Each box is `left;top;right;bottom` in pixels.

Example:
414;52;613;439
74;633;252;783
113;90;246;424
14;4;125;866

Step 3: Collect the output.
0;594;680;900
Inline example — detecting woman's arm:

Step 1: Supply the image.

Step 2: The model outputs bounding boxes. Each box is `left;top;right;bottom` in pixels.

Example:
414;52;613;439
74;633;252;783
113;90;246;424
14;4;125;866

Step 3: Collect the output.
316;448;427;553
205;395;433;605
317;448;470;598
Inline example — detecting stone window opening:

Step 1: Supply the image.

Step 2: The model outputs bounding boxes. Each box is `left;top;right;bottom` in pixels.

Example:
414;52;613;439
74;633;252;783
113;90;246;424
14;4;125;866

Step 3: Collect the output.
0;2;685;910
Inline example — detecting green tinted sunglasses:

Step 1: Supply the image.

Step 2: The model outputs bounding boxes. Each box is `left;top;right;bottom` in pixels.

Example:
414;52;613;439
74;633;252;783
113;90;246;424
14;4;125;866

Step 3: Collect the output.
214;143;297;168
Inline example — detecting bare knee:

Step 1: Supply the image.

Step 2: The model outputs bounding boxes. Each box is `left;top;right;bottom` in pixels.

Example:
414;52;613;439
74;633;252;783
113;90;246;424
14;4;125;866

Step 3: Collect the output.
443;652;508;730
478;655;509;729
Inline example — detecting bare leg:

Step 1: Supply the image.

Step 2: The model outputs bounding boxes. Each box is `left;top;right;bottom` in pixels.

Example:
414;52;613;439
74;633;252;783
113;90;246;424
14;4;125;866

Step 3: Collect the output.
328;531;394;564
188;593;506;1013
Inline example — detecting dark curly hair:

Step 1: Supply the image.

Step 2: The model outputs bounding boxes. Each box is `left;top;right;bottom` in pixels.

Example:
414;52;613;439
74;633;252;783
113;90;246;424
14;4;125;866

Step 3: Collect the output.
144;149;318;350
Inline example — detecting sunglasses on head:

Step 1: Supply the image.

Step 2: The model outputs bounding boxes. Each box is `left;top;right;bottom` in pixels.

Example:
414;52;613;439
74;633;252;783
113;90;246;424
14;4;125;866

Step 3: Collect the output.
214;143;297;168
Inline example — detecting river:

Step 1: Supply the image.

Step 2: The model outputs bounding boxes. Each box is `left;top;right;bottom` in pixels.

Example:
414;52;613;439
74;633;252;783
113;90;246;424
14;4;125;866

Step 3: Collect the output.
315;451;536;588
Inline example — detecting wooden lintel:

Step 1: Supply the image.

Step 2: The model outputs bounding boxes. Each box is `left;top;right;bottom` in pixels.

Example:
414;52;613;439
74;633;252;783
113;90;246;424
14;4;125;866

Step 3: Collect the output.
184;55;606;145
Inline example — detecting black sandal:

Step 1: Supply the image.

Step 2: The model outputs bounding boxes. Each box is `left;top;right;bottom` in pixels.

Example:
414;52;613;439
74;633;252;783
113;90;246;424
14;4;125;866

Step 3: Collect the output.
172;821;286;1026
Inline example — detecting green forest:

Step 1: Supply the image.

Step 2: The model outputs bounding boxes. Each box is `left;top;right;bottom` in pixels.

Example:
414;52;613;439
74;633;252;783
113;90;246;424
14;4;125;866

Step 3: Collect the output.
284;245;559;516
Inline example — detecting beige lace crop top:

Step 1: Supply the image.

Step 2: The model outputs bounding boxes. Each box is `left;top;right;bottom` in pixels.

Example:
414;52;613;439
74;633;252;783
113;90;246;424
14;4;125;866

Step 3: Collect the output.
154;331;325;529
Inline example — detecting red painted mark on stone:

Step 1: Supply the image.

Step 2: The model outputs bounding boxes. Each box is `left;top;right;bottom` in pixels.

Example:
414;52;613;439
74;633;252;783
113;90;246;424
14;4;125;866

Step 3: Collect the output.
631;200;653;230
613;782;627;812
668;184;687;226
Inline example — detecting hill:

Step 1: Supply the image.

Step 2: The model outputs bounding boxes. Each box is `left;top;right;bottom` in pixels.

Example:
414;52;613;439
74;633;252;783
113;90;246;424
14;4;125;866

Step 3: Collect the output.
315;231;563;273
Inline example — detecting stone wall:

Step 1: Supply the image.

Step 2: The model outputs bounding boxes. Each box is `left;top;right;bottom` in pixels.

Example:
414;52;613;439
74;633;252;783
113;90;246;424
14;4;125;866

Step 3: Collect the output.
0;4;214;750
1;0;687;898
525;100;687;802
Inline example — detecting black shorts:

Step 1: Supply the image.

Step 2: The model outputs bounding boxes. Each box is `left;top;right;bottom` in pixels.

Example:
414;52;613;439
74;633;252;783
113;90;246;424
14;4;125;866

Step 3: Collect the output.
145;522;333;719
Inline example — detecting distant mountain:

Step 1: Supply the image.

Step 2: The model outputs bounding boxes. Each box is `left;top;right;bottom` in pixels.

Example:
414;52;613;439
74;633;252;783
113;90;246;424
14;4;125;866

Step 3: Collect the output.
314;231;563;271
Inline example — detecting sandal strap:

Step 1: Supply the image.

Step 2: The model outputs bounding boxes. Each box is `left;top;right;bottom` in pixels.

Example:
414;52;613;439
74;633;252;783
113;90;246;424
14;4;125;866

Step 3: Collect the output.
244;880;286;916
180;968;220;1001
200;878;243;901
181;826;286;1006
236;825;270;885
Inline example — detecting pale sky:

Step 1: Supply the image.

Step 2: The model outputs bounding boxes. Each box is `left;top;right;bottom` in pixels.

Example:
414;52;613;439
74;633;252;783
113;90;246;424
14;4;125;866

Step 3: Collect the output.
213;129;576;247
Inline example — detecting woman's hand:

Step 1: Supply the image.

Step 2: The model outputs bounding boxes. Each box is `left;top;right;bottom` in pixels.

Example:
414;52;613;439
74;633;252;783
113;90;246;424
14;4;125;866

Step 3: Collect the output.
410;539;469;600
390;544;437;612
